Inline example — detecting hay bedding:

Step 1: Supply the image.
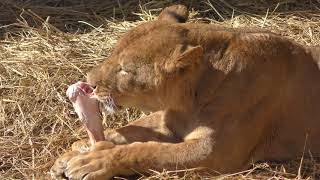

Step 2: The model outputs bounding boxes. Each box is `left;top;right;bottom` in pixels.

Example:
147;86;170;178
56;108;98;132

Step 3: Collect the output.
1;0;320;179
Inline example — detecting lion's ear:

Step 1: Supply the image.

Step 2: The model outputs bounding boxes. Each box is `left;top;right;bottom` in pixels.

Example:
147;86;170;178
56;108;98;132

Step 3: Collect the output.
157;5;189;23
165;44;203;73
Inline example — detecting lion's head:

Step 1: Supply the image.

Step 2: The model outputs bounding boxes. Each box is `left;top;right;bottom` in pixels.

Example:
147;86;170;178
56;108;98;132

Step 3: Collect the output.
87;5;204;112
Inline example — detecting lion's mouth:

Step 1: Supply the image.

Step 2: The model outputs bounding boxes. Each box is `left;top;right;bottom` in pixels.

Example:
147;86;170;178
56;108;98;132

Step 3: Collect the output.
90;87;123;114
100;95;119;114
93;91;124;114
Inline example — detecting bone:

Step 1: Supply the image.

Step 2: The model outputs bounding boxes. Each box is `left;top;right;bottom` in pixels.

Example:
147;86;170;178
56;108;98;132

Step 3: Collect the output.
66;82;105;145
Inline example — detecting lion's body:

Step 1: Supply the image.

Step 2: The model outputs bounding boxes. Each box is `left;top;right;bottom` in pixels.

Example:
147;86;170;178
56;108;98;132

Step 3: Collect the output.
51;5;320;179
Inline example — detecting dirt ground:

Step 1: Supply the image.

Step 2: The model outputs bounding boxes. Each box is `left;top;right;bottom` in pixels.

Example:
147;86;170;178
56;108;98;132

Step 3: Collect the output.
1;0;320;179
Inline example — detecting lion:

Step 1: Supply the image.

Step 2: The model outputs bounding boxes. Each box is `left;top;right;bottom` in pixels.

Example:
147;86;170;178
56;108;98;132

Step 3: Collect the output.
51;4;320;179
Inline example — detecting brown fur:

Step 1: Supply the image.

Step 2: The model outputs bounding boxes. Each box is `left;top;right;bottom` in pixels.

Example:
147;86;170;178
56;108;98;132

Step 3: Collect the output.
51;5;320;179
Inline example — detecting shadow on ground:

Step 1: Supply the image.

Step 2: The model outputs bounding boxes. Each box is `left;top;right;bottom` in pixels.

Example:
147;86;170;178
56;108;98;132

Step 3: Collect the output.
0;0;319;37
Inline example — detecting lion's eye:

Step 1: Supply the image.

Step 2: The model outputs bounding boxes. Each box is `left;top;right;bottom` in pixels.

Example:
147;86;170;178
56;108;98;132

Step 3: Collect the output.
119;69;129;75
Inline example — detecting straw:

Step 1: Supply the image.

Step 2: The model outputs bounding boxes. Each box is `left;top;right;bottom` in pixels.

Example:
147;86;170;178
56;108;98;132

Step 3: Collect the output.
1;0;320;179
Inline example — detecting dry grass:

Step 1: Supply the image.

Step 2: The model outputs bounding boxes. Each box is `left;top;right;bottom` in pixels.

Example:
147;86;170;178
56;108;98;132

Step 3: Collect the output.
1;0;320;179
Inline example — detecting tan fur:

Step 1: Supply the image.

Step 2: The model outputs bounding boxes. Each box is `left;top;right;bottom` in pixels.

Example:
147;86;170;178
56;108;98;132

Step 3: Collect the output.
51;5;320;179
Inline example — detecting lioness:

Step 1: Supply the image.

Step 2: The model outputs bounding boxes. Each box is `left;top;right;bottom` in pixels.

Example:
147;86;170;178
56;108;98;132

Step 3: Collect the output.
51;5;320;179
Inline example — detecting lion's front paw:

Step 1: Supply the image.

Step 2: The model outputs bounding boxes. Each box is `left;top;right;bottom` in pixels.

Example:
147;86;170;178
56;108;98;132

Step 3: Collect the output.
71;139;90;153
52;142;117;180
51;151;80;179
65;152;115;179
